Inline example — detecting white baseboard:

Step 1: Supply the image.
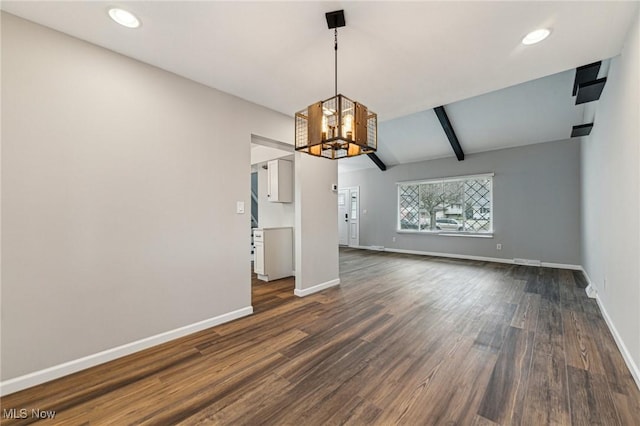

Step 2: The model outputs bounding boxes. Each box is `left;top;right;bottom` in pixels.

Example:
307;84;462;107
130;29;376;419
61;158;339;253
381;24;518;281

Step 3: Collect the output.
294;278;340;297
579;269;640;391
0;306;254;396
594;295;640;390
541;261;583;271
352;245;582;271
350;245;384;251
384;247;513;264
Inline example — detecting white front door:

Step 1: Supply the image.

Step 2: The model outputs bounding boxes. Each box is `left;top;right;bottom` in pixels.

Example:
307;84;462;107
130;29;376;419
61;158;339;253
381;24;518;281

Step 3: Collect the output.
348;187;359;246
338;189;349;245
338;187;359;246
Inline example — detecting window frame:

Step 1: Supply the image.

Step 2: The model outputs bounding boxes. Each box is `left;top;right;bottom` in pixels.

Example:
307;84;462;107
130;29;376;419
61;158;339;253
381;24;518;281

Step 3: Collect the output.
396;173;494;237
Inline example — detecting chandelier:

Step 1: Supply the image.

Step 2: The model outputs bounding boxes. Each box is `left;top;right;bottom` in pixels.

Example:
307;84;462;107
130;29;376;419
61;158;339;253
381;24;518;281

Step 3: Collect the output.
295;10;377;159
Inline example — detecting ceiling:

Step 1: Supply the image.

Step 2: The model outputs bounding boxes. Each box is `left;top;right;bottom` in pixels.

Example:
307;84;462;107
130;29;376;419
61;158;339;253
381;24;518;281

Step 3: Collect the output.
2;1;638;172
250;143;293;166
349;67;591;173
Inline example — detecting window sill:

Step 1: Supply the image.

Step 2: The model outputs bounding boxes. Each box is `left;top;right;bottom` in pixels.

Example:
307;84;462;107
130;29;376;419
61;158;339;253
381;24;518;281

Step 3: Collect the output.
396;230;494;239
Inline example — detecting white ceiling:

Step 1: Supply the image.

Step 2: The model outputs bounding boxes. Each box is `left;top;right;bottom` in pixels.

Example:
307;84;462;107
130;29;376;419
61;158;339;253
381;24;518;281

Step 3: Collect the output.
2;1;638;173
250;143;292;166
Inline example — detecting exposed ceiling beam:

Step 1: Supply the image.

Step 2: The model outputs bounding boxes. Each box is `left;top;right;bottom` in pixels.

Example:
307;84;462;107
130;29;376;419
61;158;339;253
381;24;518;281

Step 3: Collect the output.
573;61;601;96
571;123;594;137
367;153;387;171
576;78;607;104
434;106;464;161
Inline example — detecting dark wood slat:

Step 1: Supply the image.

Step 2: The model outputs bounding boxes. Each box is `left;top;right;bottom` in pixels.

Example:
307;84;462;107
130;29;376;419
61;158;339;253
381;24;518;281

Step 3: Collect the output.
472;414;500;425
477;326;535;424
611;391;640;426
510;292;541;330
522;349;571;425
567;365;622;425
474;320;510;353
533;298;564;355
563;309;606;373
524;268;543;294
540;267;561;302
559;269;583;312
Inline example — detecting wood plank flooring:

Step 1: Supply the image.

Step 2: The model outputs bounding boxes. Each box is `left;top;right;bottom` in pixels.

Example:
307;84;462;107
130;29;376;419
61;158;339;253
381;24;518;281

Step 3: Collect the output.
2;248;639;425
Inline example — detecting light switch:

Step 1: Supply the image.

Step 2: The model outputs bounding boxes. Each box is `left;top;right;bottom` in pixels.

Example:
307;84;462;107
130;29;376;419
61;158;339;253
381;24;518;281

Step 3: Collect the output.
236;201;245;214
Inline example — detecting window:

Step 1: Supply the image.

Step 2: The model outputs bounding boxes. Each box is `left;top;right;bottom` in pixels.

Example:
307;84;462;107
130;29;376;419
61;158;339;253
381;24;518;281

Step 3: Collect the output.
398;174;493;234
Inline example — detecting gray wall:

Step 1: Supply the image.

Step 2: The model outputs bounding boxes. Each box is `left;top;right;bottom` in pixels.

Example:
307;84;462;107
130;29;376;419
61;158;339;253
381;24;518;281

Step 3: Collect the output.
581;10;640;376
1;13;293;380
339;139;581;265
295;152;339;291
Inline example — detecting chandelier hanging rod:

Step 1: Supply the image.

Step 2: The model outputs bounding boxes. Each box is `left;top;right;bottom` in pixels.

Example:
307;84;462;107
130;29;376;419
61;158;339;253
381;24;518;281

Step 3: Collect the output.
334;28;338;98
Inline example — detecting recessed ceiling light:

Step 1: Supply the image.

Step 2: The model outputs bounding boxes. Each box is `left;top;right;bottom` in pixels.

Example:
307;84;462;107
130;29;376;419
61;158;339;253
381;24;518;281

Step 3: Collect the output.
108;8;140;29
522;28;551;45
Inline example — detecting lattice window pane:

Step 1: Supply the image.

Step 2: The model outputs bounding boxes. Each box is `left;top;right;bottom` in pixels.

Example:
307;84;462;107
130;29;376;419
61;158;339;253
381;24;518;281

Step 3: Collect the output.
399;185;419;230
463;179;492;231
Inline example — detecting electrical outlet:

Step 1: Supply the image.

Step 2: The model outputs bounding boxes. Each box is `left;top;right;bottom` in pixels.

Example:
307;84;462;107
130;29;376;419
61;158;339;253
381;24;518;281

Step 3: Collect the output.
496;243;502;250
392;236;396;242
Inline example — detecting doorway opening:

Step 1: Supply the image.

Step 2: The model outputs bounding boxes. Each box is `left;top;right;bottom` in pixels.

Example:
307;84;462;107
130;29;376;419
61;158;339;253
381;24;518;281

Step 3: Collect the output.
250;135;296;307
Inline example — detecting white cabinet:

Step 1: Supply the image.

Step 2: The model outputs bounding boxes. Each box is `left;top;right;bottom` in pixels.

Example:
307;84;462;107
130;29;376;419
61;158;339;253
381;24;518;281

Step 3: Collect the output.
254;240;265;275
253;227;293;282
267;159;292;203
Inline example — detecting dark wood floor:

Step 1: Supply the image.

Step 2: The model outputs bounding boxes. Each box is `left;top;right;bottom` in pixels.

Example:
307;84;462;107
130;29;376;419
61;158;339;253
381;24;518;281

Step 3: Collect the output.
2;248;639;425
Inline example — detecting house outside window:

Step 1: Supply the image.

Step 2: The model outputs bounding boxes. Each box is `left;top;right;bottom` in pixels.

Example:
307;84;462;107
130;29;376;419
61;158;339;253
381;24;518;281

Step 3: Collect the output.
398;173;493;234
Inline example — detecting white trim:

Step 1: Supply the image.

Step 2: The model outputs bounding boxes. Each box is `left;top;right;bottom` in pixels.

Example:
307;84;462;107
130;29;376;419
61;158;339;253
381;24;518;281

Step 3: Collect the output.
595;299;640;388
294;278;341;297
439;232;494;238
397;172;495;186
589;291;640;389
580;269;639;390
396;230;494;238
0;306;254;396
351;246;582;271
585;284;598;298
384;247;513;264
514;258;542;267
540;262;583;271
350;245;384;251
